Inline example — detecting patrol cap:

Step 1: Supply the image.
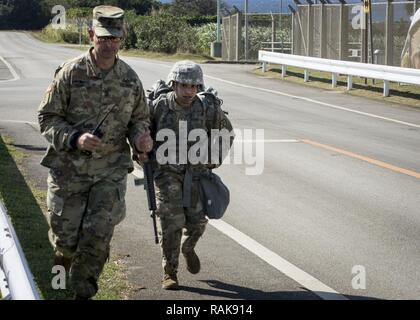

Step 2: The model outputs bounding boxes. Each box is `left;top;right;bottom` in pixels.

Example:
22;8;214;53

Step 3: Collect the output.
92;5;125;38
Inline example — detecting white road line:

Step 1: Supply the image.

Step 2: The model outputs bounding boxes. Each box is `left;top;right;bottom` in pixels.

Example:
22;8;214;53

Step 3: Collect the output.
237;139;299;143
204;75;420;129
0;55;20;82
209;219;348;300
131;168;348;300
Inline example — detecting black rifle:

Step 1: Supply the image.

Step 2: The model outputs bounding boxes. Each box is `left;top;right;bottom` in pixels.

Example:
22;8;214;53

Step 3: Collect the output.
144;158;159;244
133;153;159;244
82;104;116;157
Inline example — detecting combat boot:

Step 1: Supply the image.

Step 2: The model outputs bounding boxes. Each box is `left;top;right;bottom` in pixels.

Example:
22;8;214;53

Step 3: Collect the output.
183;249;200;274
54;251;72;273
162;274;179;290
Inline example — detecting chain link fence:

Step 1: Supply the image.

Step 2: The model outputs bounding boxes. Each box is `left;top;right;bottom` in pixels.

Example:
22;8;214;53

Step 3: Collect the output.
221;1;417;66
222;11;292;61
293;1;415;66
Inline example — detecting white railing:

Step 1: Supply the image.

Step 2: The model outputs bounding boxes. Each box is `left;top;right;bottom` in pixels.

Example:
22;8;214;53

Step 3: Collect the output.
259;50;420;97
0;202;40;300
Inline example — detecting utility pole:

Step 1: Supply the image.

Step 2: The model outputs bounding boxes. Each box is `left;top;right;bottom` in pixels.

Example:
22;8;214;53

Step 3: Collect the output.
217;0;221;42
369;0;373;65
280;0;283;52
244;0;249;61
363;0;369;84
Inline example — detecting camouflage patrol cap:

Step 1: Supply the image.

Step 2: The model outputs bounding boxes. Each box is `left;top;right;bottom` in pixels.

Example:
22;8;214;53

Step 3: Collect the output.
92;5;125;38
167;60;205;88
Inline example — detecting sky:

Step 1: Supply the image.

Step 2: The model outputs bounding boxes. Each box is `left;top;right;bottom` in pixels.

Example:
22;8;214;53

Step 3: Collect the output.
159;0;293;13
160;0;415;17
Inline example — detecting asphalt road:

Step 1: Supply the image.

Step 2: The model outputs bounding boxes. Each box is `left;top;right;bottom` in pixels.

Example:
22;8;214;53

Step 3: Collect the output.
1;31;419;300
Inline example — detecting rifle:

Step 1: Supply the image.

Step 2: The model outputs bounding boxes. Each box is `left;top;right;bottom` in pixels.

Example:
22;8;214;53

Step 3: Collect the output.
82;104;117;157
144;159;159;244
134;154;159;244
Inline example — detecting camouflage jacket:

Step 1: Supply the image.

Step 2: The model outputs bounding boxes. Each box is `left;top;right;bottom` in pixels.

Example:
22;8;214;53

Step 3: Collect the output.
150;91;234;175
38;48;150;176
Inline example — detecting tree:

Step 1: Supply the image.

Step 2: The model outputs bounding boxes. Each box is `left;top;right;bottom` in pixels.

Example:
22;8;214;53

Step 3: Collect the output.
170;0;217;16
0;1;14;28
43;0;160;15
1;0;49;29
116;0;161;15
0;0;161;30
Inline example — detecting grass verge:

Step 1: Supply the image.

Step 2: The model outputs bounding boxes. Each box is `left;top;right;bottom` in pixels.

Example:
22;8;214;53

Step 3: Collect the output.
0;134;130;300
254;65;420;109
29;31;214;63
28;30;67;44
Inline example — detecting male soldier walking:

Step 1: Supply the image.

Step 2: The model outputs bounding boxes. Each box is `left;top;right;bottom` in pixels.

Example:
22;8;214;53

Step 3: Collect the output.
38;5;152;299
146;61;233;290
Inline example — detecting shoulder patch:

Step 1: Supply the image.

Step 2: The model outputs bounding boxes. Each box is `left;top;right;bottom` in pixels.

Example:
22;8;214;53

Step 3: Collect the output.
45;82;55;94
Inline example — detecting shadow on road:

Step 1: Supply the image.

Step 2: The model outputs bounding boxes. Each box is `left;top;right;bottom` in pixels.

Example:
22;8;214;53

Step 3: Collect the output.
11;144;47;152
179;279;382;300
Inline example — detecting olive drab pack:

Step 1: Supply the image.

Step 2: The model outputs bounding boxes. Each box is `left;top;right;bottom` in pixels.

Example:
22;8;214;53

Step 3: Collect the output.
146;80;231;219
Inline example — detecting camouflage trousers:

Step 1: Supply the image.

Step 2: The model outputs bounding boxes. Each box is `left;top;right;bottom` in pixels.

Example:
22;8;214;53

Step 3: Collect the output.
46;167;127;298
155;171;208;276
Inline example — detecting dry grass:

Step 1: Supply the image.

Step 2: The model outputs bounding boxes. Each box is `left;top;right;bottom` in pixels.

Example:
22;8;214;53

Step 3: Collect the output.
254;65;420;109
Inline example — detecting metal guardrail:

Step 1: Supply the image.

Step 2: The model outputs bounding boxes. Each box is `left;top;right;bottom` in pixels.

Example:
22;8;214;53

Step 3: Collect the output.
0;201;40;300
259;50;420;97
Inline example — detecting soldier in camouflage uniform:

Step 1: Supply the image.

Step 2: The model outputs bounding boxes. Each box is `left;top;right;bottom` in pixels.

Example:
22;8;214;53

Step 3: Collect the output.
148;61;233;290
38;5;153;299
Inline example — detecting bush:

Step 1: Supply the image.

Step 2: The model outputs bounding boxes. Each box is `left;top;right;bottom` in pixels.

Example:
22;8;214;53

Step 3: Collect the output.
41;23;90;45
41;24;65;43
247;26;272;58
66;7;91;20
185;15;217;26
121;10;140;50
133;14;199;54
40;9;219;55
195;23;218;55
61;30;89;44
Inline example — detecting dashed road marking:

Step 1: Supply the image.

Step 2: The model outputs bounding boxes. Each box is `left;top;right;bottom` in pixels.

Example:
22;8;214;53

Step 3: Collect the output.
301;138;420;179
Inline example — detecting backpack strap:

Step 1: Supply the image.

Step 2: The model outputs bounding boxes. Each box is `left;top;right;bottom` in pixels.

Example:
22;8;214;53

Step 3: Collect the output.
150;94;171;136
196;91;222;132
